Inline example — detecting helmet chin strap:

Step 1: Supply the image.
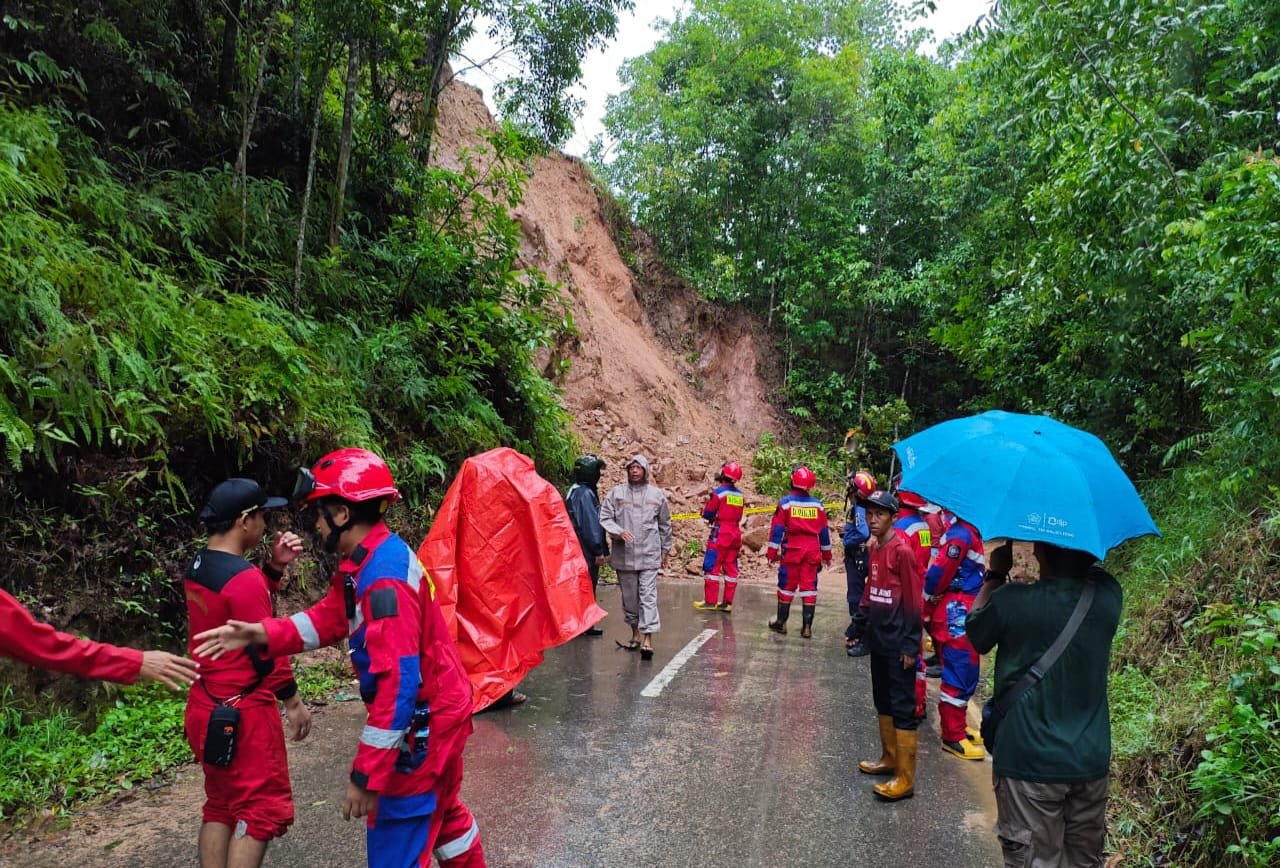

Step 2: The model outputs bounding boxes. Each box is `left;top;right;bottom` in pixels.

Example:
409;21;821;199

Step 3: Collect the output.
318;502;355;554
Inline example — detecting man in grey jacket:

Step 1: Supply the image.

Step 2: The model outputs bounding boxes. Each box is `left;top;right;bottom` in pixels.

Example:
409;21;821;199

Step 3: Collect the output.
600;454;672;660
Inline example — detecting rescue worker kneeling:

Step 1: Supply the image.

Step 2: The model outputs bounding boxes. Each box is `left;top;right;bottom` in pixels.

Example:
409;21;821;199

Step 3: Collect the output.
857;490;924;801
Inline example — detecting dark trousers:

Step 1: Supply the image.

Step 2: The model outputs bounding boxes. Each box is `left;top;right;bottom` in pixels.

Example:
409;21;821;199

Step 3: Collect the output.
870;652;920;730
844;549;869;636
587;559;599;592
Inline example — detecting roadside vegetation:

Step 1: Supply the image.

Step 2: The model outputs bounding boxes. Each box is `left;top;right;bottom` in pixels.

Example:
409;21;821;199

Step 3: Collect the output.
3;0;1279;861
599;1;1280;862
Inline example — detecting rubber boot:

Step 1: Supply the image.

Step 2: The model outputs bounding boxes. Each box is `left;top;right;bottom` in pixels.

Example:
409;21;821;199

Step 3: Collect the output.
799;604;815;639
768;602;790;634
873;730;917;801
940;701;986;760
858;715;897;775
720;579;736;613
693;577;720;610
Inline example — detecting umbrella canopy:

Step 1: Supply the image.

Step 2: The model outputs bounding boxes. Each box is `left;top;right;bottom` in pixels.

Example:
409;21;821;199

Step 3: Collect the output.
892;411;1159;560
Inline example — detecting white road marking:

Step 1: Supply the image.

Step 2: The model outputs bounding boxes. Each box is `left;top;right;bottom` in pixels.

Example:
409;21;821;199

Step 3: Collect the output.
640;629;717;698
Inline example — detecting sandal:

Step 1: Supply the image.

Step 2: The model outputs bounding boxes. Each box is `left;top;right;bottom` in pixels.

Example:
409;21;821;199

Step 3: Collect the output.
639;646;654;661
615;639;641;651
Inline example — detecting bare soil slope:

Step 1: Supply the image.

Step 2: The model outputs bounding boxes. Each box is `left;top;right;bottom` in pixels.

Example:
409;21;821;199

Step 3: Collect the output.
435;80;784;569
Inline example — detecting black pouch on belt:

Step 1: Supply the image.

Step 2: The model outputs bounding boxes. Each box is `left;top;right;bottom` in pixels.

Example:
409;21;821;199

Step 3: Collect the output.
204;703;241;768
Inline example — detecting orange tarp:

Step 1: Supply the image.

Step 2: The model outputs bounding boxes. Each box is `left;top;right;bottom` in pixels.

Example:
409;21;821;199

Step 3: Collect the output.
417;447;606;712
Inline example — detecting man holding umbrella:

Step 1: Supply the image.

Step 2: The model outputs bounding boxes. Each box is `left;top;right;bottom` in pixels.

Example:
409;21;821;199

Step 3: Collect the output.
893;410;1157;867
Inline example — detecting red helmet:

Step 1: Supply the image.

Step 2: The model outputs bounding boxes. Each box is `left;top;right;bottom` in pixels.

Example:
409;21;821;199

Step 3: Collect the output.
849;469;876;500
790;465;816;491
896;488;927;509
718;462;743;483
294;448;402;504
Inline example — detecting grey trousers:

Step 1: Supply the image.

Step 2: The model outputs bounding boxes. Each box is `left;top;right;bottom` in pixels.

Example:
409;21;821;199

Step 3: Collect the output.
616;569;660;634
993;773;1109;868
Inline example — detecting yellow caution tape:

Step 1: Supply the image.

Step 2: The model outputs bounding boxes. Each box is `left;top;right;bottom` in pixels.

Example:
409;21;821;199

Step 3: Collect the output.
670;501;845;521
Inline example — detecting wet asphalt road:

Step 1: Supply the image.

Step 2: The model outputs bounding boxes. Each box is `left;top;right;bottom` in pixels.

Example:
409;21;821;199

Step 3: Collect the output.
451;580;1001;868
18;578;1001;867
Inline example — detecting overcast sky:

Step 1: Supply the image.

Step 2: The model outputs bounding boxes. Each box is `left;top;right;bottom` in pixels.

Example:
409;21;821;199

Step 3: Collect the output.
457;0;995;158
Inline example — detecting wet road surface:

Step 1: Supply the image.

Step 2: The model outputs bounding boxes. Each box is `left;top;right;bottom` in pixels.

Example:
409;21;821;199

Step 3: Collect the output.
13;578;1000;866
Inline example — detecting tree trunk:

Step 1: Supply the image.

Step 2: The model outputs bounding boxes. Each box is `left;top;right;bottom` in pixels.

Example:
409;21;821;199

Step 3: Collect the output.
327;38;361;248
418;3;463;167
234;0;280;245
295;52;336;306
218;0;242;101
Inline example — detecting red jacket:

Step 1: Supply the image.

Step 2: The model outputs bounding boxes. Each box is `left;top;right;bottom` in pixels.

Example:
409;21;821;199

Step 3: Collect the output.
862;529;923;658
702;484;745;549
260;523;473;802
184;550;296;704
1;588;142;682
767;490;833;564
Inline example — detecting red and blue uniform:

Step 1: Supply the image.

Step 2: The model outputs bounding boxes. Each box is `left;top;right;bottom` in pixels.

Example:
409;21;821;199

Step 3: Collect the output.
767;490;832;605
894;507;934;716
923;518;986;744
701;483;745;606
259;522;484;867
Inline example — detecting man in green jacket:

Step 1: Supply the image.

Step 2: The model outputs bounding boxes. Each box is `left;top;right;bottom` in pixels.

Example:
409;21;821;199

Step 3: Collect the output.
967;542;1122;868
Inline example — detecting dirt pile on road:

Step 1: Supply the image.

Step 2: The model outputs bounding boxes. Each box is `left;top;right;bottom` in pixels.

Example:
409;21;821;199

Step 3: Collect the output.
434;80;786;573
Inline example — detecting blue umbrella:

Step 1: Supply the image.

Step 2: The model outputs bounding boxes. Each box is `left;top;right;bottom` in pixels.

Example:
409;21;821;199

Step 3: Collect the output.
892;411;1159;560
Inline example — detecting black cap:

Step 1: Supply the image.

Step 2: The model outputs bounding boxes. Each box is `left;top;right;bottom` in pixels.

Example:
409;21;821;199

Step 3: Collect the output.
199;478;289;524
863;490;900;514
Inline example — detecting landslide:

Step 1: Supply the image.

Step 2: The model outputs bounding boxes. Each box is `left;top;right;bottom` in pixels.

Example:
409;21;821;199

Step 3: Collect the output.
434;79;786;571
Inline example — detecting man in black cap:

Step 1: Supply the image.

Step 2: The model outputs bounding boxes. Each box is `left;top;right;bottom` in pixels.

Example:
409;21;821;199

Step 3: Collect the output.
184;478;311;868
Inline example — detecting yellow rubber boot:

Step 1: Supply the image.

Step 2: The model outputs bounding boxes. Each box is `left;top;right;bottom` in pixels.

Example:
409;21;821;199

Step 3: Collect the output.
873;729;917;801
941;736;987;761
858;715;897;775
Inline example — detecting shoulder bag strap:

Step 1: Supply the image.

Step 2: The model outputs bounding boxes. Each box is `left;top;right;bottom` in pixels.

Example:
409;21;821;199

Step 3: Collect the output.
992;580;1097;718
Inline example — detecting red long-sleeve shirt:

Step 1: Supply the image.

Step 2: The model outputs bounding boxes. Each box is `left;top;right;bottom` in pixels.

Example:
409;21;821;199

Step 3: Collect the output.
862;529;923;658
0;588;142;683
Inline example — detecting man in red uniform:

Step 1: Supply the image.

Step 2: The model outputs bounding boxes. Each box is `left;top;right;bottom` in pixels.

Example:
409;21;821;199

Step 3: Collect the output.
693;461;746;614
857;490;923;801
766;466;832;639
184;478;312;868
0;593;196;686
194;449;485;868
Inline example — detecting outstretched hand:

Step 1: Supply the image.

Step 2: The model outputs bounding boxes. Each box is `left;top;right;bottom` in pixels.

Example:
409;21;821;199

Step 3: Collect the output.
138;650;199;689
192;620;268;659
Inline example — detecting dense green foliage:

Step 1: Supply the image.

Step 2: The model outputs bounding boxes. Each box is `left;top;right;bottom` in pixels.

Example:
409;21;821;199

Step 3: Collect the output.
0;683;189;820
0;0;628;813
0;0;640;642
602;0;1280;862
599;0;966;432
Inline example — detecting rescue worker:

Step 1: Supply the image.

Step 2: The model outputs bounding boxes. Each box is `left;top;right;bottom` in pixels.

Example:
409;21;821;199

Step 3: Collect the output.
565;454;607;636
923;511;987;760
600;454;672;661
894;489;936;717
857;490;923;801
0;592;196;687
843;469;876;656
193;449;485;868
765;466;832;639
693;461;746;614
184;478;311;868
